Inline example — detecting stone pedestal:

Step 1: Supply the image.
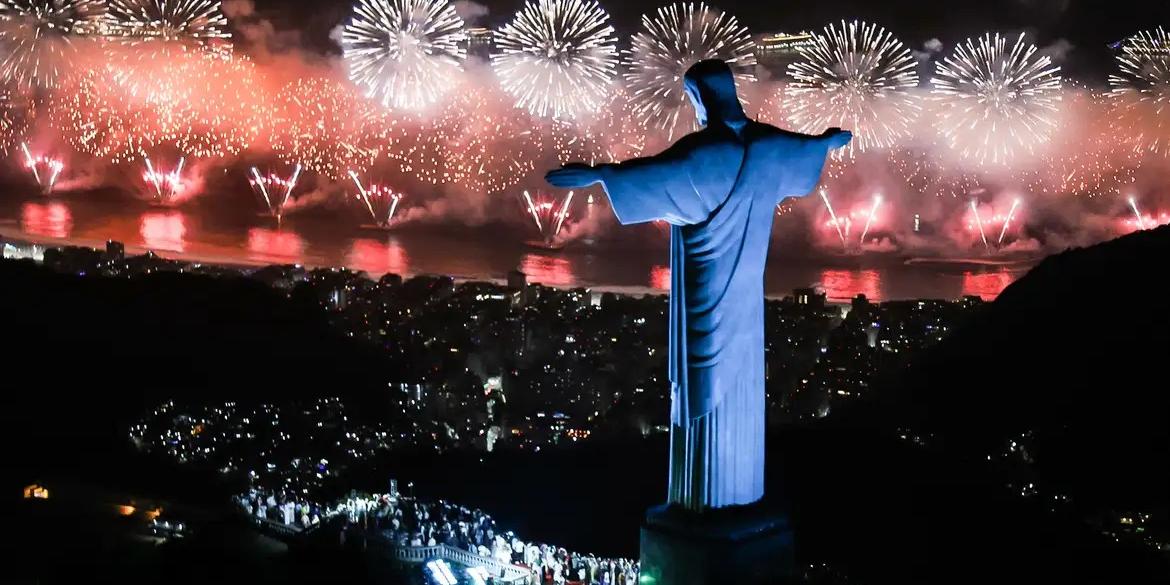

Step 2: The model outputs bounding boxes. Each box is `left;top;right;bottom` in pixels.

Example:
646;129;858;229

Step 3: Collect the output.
639;503;794;585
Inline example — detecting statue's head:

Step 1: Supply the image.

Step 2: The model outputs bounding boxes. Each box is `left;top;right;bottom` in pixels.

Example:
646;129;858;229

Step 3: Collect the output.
683;59;747;128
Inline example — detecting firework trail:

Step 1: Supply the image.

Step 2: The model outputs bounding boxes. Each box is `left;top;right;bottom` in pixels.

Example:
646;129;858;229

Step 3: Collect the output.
932;32;1062;166
492;0;618;120
859;194;882;244
142;155;185;204
0;0;106;90
624;2;755;139
997;198;1020;245
341;0;467;110
1127;196;1147;230
349;170;403;228
819;187;846;247
1108;27;1170;157
20;142;64;193
249;164;302;221
522;189;574;242
784;20;919;158
969;199;989;251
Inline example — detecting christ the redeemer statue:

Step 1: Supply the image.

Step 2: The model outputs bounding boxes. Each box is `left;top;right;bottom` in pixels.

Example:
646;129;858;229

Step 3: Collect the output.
547;59;850;584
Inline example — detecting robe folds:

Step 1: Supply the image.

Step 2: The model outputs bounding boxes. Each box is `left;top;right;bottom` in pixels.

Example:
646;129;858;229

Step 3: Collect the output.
597;121;840;510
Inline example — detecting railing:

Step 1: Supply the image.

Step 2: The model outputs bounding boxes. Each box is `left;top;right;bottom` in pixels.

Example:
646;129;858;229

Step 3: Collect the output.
375;540;534;584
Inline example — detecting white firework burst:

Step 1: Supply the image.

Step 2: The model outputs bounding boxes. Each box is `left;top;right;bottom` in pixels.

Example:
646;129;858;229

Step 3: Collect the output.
1108;27;1170;156
491;0;618;120
106;0;230;49
931;32;1063;166
784;20;920;158
624;2;755;139
0;0;106;89
341;0;467;110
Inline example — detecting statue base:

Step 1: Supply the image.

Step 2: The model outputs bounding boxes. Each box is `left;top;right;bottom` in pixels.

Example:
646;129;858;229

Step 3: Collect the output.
639;503;794;585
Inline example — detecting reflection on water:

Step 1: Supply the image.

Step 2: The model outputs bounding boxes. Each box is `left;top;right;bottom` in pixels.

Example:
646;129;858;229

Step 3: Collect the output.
247;228;304;264
347;238;410;276
819;269;883;302
520;253;575;287
21;202;72;239
139;211;187;252
650;265;670;290
961;270;1016;300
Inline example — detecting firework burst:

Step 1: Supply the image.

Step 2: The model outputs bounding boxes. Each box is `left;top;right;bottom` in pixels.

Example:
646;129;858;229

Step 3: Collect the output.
931;32;1062;166
624;2;755;139
439;85;543;193
106;0;230;50
141;155;185;204
249;164;302;221
270;77;381;180
491;0;618;120
521;189;574;243
0;0;106;90
783;20;920;158
49;51;267;162
1108;27;1170;157
341;0;467;110
349;170;404;228
20;142;64;193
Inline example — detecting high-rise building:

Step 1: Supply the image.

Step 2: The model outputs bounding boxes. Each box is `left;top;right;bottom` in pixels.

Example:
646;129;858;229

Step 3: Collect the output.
753;31;814;71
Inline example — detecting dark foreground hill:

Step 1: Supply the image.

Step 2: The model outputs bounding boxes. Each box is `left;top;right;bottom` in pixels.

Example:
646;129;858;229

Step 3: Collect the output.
859;224;1170;512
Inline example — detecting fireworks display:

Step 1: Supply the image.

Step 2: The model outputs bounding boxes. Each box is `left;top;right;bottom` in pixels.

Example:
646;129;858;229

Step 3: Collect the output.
0;8;1169;260
341;0;467;110
784;20;919;158
48;51;268;163
270;77;381;180
20;141;63;193
0;0;105;90
349;170;404;228
1108;27;1170;157
522;189;574;243
932;32;1063;166
141;155;185;205
624;2;755;139
249;164;302;221
966;198;1023;251
491;0;618;120
105;0;230;50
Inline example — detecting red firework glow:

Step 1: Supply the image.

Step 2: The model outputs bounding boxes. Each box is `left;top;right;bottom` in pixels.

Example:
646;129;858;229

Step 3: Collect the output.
965;199;1024;251
21;202;72;239
1123;197;1170;232
650;265;670;290
249;164;302;221
139;211;187;252
821;192;886;250
20;143;64;194
142;156;187;205
247;228;304;264
349;171;404;229
347;239;410;276
961;270;1017;300
522;190;575;244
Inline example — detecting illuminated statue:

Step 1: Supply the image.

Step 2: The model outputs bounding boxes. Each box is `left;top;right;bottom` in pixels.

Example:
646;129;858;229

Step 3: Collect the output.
547;59;850;584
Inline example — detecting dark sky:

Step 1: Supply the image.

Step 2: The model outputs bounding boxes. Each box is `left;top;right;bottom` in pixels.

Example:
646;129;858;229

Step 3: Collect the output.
251;0;1170;79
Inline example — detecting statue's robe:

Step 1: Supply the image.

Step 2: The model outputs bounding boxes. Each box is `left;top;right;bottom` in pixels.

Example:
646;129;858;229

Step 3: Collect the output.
595;68;842;509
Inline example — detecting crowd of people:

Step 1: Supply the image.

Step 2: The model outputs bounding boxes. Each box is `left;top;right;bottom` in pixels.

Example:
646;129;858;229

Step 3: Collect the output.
341;492;640;584
236;487;339;531
233;486;639;584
